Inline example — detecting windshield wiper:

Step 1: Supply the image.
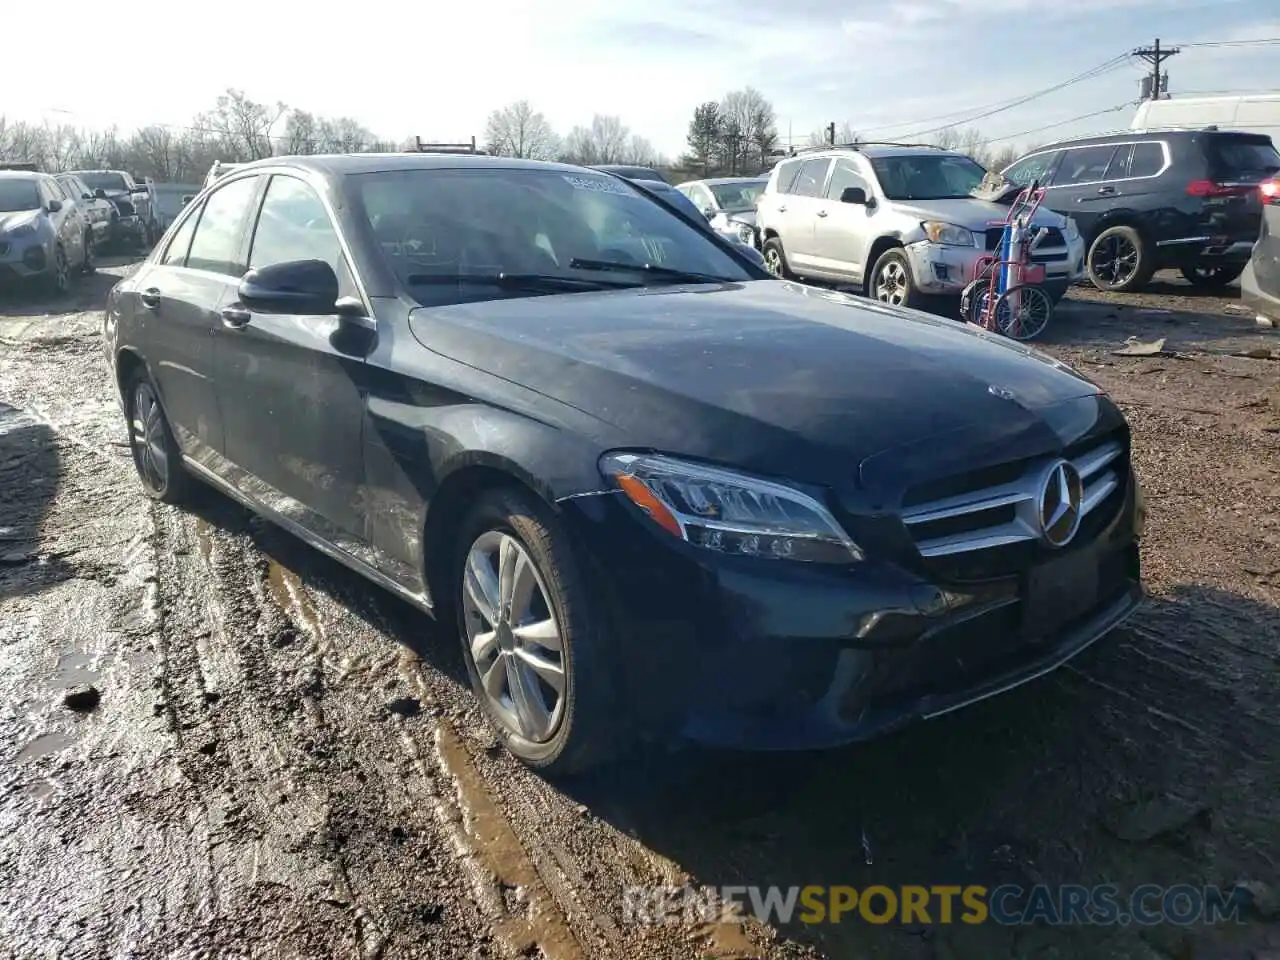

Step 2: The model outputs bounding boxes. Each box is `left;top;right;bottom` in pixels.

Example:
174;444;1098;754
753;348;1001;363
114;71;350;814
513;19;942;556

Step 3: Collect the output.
567;258;731;284
405;272;637;292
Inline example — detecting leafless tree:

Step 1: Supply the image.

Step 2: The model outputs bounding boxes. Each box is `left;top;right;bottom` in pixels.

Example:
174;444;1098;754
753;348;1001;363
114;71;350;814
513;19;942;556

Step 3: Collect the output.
483;100;559;160
195;89;287;161
561;114;631;165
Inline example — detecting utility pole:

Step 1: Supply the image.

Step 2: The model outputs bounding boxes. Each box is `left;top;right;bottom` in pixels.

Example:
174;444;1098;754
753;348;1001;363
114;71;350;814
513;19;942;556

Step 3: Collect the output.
1132;38;1179;100
826;121;836;145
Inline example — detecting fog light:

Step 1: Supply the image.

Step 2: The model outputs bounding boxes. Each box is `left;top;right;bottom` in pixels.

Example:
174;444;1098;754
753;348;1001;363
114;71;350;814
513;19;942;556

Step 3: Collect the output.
933;263;950;281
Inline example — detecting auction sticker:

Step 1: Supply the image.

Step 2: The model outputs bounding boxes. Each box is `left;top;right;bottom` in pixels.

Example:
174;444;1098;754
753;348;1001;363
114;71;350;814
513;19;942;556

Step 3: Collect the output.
562;175;633;195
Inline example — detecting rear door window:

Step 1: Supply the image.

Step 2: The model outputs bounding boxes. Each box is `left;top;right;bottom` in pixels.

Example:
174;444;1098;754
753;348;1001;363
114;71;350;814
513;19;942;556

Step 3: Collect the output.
1206;135;1280;180
1127;142;1166;178
791;159;832;198
1054;145;1121;186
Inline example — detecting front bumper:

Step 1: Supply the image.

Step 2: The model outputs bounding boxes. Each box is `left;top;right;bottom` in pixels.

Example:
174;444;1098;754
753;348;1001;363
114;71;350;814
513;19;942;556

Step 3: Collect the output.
109;215;146;245
1242;257;1280;322
0;237;56;283
906;234;1086;295
561;470;1143;751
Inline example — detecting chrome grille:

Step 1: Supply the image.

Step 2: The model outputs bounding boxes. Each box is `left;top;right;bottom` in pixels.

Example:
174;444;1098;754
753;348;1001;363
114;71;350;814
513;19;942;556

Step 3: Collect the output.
900;440;1123;558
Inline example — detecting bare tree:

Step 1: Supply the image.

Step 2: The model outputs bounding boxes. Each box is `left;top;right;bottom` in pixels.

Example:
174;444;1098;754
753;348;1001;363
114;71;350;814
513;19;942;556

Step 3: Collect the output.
483;101;559;160
624;135;659;166
717;88;776;174
560;114;631;165
807;121;858;147
196;89;287;161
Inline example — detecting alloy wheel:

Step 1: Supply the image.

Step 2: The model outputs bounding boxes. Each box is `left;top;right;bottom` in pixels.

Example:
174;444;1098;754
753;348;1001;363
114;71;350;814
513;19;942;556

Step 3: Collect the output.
461;531;566;743
763;247;784;277
1090;234;1138;288
131;381;169;492
875;260;908;305
53;247;70;294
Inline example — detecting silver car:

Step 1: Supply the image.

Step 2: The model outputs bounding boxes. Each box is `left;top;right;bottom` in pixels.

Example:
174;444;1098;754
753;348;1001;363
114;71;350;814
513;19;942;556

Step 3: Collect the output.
755;145;1086;309
0;171;92;294
677;176;769;248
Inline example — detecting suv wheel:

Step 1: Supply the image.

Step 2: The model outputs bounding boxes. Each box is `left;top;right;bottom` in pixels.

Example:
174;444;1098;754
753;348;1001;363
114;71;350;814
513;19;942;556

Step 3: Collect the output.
40;245;71;297
762;238;793;279
869;248;919;308
1087;225;1153;293
455;488;621;776
1179;262;1245;289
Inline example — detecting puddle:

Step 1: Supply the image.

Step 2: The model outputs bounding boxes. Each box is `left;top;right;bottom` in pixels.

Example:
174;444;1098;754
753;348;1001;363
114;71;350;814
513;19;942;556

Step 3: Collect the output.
17;731;75;762
266;562;321;635
55;651;101;686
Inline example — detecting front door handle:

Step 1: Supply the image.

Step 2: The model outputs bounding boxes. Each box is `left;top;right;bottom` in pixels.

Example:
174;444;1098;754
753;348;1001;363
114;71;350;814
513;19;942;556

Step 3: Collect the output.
139;288;161;309
220;306;252;329
777;204;787;213
1097;186;1116;196
816;209;828;218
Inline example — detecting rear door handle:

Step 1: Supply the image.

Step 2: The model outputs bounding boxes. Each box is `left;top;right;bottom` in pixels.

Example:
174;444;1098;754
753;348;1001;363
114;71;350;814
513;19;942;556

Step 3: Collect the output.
777;204;787;213
220;307;252;329
139;288;161;309
1096;186;1116;196
816;209;829;218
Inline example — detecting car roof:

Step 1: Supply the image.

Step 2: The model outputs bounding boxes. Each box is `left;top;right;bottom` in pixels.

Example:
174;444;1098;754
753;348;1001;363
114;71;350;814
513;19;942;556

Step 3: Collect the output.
223;153;608;178
0;170;41;181
687;176;769;186
69;168;126;174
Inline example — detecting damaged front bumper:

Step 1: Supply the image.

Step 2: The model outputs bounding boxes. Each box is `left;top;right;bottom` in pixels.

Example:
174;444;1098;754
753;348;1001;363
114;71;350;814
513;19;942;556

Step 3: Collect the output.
905;234;1086;297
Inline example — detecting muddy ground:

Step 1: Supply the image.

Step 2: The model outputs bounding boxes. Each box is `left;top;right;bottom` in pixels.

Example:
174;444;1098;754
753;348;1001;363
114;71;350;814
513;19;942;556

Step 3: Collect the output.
0;262;1277;960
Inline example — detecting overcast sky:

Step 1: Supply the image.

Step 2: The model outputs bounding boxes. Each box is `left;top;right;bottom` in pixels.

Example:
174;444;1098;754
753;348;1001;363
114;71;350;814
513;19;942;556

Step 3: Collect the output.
6;1;1278;158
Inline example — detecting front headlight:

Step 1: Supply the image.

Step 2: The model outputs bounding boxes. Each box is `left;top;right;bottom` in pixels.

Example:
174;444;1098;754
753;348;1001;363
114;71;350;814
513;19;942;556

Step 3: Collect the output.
5;222;37;238
600;452;863;564
734;222;755;244
1063;217;1080;240
921;221;975;246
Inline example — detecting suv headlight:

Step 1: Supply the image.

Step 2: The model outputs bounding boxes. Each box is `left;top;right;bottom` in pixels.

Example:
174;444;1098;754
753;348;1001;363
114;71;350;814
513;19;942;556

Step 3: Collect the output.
921;221;975;246
1063;217;1080;239
600;452;863;563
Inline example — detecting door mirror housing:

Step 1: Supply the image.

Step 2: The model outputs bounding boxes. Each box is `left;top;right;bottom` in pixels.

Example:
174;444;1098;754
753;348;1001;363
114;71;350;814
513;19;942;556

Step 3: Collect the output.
702;206;715;219
93;188;107;199
238;259;339;315
46;199;62;213
840;186;869;205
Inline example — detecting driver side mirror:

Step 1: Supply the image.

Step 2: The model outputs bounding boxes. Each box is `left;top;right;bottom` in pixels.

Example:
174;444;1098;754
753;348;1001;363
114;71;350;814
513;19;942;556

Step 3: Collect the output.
701;206;715;220
93;188;107;199
238;259;339;315
46;199;62;213
840;186;870;205
81;192;93;200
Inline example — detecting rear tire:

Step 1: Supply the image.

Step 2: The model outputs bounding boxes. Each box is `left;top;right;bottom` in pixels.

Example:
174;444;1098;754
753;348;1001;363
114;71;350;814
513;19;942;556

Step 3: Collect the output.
125;371;192;505
1179;262;1245;288
761;237;793;279
1087;225;1153;293
454;488;622;777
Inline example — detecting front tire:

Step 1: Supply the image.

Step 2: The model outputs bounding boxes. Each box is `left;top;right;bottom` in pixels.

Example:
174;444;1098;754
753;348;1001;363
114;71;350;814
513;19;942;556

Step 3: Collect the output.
81;232;95;275
868;248;920;309
761;237;793;279
454;488;620;776
1180;262;1245;288
39;245;71;296
125;372;192;504
1087;225;1153;292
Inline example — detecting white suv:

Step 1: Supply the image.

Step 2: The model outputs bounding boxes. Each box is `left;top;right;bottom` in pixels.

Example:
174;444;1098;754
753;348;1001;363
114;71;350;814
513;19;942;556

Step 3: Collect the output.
755;145;1085;309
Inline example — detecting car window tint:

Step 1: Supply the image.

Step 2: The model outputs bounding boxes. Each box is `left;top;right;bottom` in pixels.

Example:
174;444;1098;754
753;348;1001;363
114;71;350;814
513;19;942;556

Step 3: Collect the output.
773;159;804;194
791;159;831;198
162;202;202;266
186;176;259;275
1055;146;1119;186
1004;152;1056;187
248;175;341;272
1128;142;1165;178
825;160;868;200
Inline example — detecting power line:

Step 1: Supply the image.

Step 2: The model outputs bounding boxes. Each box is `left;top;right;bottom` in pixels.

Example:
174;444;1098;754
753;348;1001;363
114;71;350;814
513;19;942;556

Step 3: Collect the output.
1132;39;1178;101
892;56;1133;140
857;54;1132;137
1176;37;1280;48
979;103;1136;147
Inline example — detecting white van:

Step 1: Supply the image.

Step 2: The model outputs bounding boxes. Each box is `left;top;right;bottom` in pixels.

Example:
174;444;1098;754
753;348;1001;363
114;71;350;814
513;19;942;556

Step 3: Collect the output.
1132;94;1280;142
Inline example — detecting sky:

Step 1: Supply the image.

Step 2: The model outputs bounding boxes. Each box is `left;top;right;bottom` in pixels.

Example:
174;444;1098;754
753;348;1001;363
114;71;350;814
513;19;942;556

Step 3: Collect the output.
5;0;1278;160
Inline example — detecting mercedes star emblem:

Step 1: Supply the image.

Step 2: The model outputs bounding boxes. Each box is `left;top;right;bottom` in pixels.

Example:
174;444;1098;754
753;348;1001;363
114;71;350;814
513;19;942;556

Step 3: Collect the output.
1038;460;1084;548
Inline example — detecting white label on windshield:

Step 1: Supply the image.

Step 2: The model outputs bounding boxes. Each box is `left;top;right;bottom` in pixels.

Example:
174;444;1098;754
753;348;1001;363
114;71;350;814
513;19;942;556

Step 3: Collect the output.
562;175;633;196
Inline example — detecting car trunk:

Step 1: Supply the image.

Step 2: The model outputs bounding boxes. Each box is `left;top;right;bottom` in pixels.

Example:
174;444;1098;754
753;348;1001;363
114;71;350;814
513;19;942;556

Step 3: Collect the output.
1195;133;1280;243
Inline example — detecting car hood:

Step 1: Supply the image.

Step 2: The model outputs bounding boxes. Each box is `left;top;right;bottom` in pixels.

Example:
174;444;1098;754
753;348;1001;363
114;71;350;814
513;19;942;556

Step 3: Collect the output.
407;281;1101;488
722;210;757;226
0;211;41;232
893;197;1067;231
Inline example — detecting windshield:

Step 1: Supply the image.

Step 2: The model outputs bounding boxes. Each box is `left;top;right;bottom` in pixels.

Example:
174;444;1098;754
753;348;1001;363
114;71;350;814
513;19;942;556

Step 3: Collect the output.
78;172;128;192
870;154;987;200
0;180;40;213
355;168;756;306
709;180;767;212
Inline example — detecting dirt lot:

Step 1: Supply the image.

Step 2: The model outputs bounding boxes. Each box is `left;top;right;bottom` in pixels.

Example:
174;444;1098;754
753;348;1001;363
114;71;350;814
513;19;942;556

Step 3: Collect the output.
1;262;1277;960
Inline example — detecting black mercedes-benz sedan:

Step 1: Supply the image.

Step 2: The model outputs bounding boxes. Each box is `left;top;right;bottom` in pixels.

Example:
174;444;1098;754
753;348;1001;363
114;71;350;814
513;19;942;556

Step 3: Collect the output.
103;153;1145;775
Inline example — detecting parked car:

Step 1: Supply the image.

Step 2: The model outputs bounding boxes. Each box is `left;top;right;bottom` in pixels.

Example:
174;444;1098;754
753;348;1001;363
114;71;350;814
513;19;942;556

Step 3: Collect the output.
623;177;767;267
104;154;1144;775
756;145;1086;308
70;169;156;249
591;164;668;184
1242;174;1280;323
1001;129;1280;291
203;160;246;190
677;177;769;247
55;172;114;253
0;170;93;293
